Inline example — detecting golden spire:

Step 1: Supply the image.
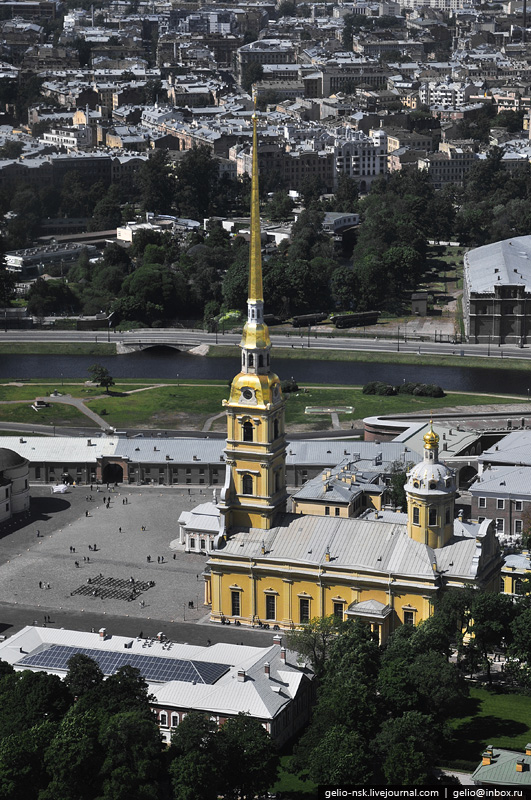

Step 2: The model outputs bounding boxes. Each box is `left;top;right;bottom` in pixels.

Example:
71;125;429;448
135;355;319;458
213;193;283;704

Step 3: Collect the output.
249;95;263;304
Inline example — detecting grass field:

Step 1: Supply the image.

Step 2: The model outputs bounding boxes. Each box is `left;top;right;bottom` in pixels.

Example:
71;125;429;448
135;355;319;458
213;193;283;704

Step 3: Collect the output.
0;380;525;431
0;343;115;356
447;688;531;769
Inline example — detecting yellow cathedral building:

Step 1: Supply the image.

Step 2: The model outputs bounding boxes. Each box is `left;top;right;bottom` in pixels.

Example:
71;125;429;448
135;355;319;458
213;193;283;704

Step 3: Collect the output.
203;106;502;643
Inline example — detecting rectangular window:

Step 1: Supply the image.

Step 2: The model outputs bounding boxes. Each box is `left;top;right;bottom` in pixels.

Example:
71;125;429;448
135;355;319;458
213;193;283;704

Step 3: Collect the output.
231;591;240;617
403;610;414;625
478;497;486;509
299;598;310;623
496;518;504;532
497;498;505;510
333;602;343;619
325;507;330;516
478;516;485;523
429;507;437;526
515;500;523;511
189;538;195;549
335;507;340;516
200;540;206;550
515;519;523;535
265;594;276;620
413;507;420;525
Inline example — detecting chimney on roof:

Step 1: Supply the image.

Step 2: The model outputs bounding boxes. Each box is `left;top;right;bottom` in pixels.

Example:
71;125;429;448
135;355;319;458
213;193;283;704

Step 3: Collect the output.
325;545;330;562
516;759;528;772
525;743;531;756
264;662;270;678
237;669;246;682
99;627;107;639
482;748;493;766
273;634;282;647
280;647;286;663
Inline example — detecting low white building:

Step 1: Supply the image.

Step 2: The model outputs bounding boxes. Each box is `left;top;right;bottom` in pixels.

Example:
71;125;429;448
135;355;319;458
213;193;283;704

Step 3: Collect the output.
0;626;314;746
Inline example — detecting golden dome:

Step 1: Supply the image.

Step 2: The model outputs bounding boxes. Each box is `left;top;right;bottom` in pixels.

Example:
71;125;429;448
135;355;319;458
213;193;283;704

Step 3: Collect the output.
423;422;439;450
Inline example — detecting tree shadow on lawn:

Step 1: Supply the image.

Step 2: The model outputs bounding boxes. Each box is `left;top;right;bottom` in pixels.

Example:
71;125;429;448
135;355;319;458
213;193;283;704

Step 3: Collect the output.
449;712;529;763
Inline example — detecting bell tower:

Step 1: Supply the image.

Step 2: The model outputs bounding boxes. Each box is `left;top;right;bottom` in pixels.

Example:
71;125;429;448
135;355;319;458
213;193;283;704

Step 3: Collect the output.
405;422;456;549
217;101;288;532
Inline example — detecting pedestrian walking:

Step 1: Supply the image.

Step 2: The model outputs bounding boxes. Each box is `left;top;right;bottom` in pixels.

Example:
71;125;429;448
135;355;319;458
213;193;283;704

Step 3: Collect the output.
36;529;40;538
39;581;42;589
72;547;75;553
157;556;160;563
75;561;79;568
85;510;89;517
147;555;151;563
119;527;122;533
87;556;90;563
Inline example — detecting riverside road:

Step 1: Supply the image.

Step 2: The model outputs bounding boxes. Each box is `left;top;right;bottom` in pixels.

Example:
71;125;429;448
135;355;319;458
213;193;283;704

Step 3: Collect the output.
0;328;530;361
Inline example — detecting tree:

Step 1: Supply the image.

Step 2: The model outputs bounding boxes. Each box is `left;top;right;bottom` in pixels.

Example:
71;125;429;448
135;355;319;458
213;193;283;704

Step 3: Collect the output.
388;460;413;509
508;608;531;686
169;712;220;800
306;724;372;785
0;670;71;739
0;720;57;800
285;614;342;679
88;364;115;394
41;710;102;800
266;191;294;221
217;714;278;800
137;149;175;214
241;62;264;93
65;654;104;698
375;711;439;786
174;145;220;220
98;711;163;800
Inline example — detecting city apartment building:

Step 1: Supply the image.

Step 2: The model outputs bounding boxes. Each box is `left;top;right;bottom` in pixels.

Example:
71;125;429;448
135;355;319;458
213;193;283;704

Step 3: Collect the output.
236;39;296;78
418;142;477;188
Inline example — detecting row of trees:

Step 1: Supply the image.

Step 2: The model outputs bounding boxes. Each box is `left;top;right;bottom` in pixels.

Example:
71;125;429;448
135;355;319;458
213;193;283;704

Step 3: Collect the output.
286;588;531;785
0;655;278;800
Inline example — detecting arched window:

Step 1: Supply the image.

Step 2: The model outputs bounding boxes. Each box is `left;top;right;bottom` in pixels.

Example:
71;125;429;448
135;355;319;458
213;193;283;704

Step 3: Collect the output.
160;712;167;727
248;353;254;367
243;421;253;442
274;419;279;439
171;714;179;727
242;352;246;367
258;354;263;368
242;474;253;495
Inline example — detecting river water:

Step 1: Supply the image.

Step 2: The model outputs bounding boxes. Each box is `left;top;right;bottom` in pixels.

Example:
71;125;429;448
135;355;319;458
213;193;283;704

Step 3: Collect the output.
0;348;528;396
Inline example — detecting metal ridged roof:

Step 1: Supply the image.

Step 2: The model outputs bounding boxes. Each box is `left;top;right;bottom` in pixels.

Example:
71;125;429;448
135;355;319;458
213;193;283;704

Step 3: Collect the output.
480;431;531;467
471;749;531;787
471;466;531;497
465;235;531;293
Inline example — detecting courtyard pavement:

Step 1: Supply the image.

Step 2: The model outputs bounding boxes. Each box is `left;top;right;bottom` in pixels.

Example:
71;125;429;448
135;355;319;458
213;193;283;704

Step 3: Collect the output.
0;485;273;647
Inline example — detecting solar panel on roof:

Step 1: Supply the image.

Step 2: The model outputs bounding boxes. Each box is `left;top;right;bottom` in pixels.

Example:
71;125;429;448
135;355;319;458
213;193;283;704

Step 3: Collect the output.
18;645;230;684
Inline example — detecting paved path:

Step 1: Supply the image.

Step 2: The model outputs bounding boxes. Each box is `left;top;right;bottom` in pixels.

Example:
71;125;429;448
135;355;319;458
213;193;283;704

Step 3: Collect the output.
37;395;111;430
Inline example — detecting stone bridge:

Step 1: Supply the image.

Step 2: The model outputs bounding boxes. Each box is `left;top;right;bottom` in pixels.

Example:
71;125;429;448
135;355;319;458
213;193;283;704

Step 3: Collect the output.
116;341;200;354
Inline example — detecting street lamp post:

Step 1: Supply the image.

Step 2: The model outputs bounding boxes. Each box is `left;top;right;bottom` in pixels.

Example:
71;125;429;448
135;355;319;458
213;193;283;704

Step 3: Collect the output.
307;325;311;348
397;325;400;352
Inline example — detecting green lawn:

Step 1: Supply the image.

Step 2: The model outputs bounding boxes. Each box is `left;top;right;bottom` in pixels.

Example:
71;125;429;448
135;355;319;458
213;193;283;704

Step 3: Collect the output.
0;402;93;427
270;756;317;799
0;343;115;356
0;381;525;431
447;688;531;769
85;383;229;428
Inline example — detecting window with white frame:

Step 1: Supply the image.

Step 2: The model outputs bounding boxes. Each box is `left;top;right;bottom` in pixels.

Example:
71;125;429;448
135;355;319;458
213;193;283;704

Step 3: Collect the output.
478;497;486;509
496;518;504;532
515;519;523;535
497;498;505;510
515;500;523;511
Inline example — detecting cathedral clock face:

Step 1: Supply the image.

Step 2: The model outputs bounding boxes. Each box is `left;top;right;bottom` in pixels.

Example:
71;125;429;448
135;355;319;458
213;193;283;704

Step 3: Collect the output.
240;387;256;403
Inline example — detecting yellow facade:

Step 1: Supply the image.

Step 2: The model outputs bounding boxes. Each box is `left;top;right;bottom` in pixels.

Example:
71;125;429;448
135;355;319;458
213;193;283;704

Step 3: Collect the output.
209;553;437;638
